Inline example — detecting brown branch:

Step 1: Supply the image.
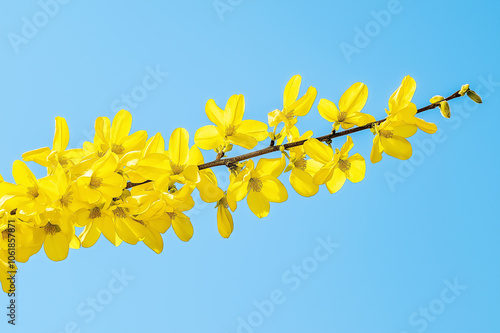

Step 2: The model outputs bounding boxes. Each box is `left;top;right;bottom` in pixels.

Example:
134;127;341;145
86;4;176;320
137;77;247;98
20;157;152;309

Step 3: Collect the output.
197;90;462;170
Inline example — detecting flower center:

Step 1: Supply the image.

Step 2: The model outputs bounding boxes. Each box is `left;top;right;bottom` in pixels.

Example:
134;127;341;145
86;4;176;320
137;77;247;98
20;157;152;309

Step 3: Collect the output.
113;207;127;219
293;157;307;171
338;111;348;122
60;191;73;207
112;144;125;155
27;186;39;199
225;125;236;136
171;164;185;175
89;176;103;189
167;212;177;220
248;178;263;192
379;130;393;138
1;229;9;240
338;159;351;172
44;222;61;235
89;207;101;219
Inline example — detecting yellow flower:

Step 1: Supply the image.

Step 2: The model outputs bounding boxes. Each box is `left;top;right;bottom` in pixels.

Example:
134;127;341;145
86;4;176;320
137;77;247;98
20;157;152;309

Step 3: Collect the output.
166;128;200;184
74;151;126;204
76;203;121;247
216;193;236;238
227;158;287;218
268;75;317;141
84;110;148;162
304;136;365;193
370;120;417;163
5;161;58;217
386;75;437;134
38;209;75;261
195;94;268;151
22;117;83;172
318;82;375;131
188;145;224;203
283;127;322;197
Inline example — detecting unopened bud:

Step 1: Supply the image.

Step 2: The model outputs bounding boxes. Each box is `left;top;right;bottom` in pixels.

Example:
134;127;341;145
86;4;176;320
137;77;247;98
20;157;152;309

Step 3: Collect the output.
459;84;470;96
466;90;482;103
439;101;450;118
430;95;445;104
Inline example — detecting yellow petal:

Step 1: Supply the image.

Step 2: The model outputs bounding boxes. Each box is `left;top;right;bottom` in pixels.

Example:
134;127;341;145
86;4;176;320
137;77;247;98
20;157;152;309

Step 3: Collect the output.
44;233;69;261
256;156;286;178
313;165;334;185
197;172;224;203
413;117;437;134
21;147;51;167
227;133;258;150
381;136;412;160
12;160;37;186
339;82;368;114
304;138;333;164
143;228;164;254
194;125;223;150
79;222;101;248
370;136;383;163
260;176;288;203
345;153;365;183
392;123;418;138
53;117;70;152
389;75;416;111
224;94;245;126
287;86;317;116
110;110;132;145
283;75;301;108
115;218;146;245
169;128;190;166
136;153;170;180
318;98;340;123
94;116;111;144
290;168;319;197
325;168;346;194
217;205;233;238
238;119;268;142
172;216;193;242
247;190;270;218
205;99;225;128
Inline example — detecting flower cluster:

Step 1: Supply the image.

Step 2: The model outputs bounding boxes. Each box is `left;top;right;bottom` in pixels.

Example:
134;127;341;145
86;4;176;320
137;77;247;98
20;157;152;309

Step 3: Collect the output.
0;75;480;293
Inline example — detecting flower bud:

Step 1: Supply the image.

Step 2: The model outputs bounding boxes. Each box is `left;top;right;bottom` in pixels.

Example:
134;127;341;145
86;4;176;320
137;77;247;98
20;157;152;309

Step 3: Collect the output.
439;101;450;118
459;84;469;96
466;90;482;103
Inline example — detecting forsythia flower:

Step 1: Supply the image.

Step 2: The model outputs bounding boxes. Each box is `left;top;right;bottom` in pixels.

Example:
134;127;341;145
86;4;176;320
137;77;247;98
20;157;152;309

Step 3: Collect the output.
283;127;322;197
228;158;287;218
370;121;417;163
195;94;268;151
305;136;365;193
386;75;437;134
268;75;317;142
318;82;375;131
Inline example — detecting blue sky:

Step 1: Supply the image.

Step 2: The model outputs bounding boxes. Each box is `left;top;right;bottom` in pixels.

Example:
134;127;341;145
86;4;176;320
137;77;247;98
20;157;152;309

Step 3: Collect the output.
1;1;499;332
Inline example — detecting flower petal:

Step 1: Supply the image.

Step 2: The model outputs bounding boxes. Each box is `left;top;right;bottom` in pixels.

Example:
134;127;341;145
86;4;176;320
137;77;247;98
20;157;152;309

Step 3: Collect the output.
325;168;346;194
339;82;368;114
290;168;319;197
304;138;333;164
169;128;190;166
247;190;270;218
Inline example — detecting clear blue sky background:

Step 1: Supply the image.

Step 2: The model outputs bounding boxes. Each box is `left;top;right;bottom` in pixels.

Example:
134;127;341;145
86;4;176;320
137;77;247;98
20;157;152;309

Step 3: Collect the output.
1;1;499;332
